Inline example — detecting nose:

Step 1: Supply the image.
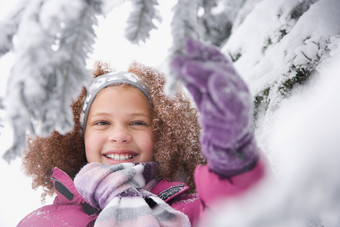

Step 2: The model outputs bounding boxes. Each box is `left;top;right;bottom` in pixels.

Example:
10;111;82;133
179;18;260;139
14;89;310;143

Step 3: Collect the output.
108;125;132;143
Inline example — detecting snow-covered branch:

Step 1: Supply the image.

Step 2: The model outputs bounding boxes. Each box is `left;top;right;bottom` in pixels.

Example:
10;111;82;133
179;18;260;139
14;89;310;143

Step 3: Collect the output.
3;0;101;161
165;0;200;96
170;0;200;55
0;0;26;57
125;0;162;44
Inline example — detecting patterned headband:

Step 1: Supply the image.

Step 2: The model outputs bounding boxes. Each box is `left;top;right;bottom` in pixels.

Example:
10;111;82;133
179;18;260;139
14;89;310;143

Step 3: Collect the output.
79;71;151;132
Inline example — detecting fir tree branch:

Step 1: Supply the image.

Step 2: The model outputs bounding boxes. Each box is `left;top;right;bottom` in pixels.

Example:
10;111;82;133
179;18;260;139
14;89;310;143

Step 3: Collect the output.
170;0;200;55
165;0;200;96
3;0;99;162
0;0;26;57
125;0;162;44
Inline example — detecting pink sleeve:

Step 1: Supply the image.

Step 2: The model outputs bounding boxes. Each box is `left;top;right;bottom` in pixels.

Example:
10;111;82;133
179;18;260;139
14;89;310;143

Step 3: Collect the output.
194;158;265;208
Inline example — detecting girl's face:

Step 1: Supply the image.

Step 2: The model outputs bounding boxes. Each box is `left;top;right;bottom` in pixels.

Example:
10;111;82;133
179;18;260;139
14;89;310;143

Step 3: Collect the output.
84;85;154;165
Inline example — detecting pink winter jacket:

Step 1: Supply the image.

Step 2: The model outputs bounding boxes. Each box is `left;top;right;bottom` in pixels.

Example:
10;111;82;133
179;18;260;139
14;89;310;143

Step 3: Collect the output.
17;160;265;226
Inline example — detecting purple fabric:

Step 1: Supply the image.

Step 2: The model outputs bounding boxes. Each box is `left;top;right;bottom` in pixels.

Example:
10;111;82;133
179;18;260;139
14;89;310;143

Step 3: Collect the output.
171;38;259;177
74;162;157;209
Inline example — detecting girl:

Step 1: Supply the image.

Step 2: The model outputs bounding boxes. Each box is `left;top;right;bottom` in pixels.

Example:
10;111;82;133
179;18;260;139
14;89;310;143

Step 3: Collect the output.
18;39;265;226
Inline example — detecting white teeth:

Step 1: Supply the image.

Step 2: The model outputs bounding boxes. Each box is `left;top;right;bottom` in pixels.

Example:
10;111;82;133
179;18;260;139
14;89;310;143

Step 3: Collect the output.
105;154;134;161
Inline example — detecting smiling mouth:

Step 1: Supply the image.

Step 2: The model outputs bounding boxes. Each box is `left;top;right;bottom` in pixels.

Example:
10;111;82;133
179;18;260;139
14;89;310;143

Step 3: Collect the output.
104;153;136;161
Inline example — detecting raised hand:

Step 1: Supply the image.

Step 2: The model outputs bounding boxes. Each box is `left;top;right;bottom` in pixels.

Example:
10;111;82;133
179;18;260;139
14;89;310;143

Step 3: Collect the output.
171;38;259;177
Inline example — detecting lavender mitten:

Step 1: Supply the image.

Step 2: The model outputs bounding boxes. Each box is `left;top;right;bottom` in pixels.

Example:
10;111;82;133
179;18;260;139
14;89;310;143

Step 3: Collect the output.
171;38;259;178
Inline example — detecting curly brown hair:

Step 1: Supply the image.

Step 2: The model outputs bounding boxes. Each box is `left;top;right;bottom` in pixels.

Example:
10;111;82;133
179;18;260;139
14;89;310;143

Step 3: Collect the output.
22;61;206;198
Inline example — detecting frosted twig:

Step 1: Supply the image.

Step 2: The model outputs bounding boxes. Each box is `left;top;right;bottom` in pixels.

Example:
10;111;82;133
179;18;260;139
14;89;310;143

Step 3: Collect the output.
125;0;162;44
166;0;200;96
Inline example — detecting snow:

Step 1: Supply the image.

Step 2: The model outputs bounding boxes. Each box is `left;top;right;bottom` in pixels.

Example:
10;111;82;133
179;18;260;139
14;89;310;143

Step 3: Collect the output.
222;0;340;175
1;0;340;226
225;0;340;96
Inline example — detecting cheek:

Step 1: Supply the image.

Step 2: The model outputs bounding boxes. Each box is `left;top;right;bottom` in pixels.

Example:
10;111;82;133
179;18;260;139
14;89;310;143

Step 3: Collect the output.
84;132;101;160
142;131;155;157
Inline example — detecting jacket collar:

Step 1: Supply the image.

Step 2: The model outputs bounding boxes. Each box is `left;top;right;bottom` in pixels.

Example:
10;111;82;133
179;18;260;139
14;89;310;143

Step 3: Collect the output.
150;179;190;202
51;167;101;216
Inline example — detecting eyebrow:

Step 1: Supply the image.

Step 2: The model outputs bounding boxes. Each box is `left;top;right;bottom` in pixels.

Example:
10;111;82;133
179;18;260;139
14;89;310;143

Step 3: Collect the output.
89;112;150;118
128;112;150;117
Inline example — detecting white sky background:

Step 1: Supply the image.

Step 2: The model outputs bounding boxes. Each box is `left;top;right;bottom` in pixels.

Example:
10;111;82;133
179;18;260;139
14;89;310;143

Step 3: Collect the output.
88;1;174;71
0;1;175;225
